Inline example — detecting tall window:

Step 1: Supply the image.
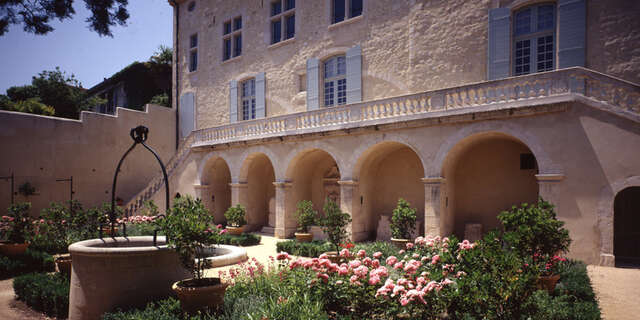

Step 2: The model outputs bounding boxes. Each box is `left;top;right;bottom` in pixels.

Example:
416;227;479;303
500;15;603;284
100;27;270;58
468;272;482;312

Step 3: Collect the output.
241;78;256;120
332;0;363;24
189;33;198;72
323;55;346;107
513;3;555;76
223;16;242;61
270;0;295;44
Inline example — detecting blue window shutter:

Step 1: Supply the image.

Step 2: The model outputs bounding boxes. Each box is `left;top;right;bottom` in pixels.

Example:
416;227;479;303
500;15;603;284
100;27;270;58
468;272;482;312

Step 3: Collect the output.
558;0;586;68
229;80;238;123
306;58;320;110
346;44;362;104
179;92;195;139
255;72;266;118
487;8;510;80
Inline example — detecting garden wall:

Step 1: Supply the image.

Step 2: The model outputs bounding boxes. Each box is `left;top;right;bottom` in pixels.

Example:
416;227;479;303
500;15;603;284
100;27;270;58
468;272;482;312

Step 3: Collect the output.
0;105;176;216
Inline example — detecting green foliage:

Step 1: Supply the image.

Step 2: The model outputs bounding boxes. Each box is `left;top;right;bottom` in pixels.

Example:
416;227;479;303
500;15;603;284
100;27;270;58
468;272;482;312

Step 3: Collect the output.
390;198;417;239
156;196;220;280
1;202;32;243
6;85;38;101
319;199;352;253
18;181;36;196
30;202;70;253
0;0;129;37
149;45;173;66
295;200;317;233
219;233;261;246
149;93;170;107
276;240;333;257
0;248;55;279
224;204;247;227
4;98;56;116
13;272;69;318
353;241;398;261
499;199;571;257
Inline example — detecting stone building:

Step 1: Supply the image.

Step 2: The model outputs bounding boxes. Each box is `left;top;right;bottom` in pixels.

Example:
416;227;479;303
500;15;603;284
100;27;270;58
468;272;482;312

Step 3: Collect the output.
129;0;640;266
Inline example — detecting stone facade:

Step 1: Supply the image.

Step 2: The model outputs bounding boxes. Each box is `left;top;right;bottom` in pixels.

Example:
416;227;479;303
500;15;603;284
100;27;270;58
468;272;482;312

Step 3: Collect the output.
146;0;640;266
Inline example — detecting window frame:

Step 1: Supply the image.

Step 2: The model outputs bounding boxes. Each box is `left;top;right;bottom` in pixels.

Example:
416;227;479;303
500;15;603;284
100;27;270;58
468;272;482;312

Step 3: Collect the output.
240;78;256;121
189;33;198;72
270;0;295;45
512;3;556;76
331;0;363;25
223;16;242;61
322;55;347;107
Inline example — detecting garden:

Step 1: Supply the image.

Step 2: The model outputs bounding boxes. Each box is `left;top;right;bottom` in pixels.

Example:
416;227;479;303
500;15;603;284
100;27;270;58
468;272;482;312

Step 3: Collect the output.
0;196;601;319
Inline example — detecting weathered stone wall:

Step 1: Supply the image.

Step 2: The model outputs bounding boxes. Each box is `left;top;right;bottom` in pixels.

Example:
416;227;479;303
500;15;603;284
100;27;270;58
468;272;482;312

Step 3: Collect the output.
0;106;176;216
173;0;640;130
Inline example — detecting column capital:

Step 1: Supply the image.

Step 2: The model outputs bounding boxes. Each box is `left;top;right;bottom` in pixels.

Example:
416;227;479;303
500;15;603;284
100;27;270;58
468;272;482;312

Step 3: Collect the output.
535;174;565;182
421;177;446;184
273;181;292;188
229;182;248;188
337;180;359;186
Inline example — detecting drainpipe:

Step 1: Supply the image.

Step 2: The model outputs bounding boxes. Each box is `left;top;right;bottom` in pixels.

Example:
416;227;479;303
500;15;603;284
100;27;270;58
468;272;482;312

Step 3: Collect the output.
170;0;180;150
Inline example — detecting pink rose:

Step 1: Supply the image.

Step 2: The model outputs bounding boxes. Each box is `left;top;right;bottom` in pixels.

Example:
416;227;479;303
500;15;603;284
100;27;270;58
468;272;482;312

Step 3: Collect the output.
373;251;383;259
368;275;381;285
386;256;398;266
349;259;362;269
406;243;414;249
357;249;366;258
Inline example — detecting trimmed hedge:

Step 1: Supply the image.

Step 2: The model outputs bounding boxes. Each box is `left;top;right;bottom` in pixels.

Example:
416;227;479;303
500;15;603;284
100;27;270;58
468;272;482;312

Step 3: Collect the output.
13;272;70;318
219;233;261;246
102;297;213;320
276;240;333;257
0;249;54;279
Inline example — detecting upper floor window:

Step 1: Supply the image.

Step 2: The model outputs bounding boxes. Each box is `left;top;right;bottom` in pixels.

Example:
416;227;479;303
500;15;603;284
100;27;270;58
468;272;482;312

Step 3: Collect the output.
332;0;363;24
189;33;198;72
270;0;295;44
241;78;256;120
513;3;555;76
323;55;347;107
223;16;242;61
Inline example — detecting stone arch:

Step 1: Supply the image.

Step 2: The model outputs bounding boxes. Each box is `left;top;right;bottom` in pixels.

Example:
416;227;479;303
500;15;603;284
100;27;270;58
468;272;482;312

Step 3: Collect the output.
197;152;235;184
597;175;640;266
283;141;346;181
350;135;427;181
238;147;280;182
237;152;277;233
440;131;540;240
353;141;426;241
198;153;232;223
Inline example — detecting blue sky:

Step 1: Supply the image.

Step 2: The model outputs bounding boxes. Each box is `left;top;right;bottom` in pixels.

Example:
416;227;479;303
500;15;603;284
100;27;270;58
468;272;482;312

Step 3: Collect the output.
0;1;173;94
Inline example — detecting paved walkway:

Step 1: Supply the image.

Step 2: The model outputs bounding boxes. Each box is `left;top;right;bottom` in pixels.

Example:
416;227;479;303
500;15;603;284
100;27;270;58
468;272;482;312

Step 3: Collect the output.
0;235;638;319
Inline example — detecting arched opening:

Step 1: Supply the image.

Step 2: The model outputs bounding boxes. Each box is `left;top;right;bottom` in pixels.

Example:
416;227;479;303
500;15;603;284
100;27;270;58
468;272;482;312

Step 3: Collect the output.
286;149;341;226
240;153;276;233
442;132;539;240
355;142;425;241
201;157;231;224
614;187;640;267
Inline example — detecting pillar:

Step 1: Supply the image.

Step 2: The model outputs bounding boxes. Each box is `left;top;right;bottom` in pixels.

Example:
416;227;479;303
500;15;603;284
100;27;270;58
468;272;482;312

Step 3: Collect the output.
422;177;445;237
535;174;565;211
338;180;365;241
229;182;250;229
193;184;219;220
273;181;295;238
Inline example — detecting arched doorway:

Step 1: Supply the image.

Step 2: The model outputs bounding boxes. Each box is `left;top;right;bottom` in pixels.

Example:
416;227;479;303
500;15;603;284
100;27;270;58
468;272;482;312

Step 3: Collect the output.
355;142;425;241
614;187;640;267
200;157;231;223
240;153;276;233
442;132;539;240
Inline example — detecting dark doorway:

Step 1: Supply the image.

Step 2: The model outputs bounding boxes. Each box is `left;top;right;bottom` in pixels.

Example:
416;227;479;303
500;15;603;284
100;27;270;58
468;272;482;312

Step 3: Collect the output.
614;187;640;268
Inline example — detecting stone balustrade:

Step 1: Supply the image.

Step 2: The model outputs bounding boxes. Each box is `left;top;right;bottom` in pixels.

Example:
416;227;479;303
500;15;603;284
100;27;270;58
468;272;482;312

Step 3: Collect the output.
192;67;640;147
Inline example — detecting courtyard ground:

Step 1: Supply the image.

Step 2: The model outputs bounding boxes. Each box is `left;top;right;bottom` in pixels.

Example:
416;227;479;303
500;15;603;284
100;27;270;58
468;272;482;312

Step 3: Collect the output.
0;235;638;319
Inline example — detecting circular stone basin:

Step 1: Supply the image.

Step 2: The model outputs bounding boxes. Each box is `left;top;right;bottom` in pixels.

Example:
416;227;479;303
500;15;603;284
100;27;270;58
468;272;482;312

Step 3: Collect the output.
67;236;245;320
199;245;247;267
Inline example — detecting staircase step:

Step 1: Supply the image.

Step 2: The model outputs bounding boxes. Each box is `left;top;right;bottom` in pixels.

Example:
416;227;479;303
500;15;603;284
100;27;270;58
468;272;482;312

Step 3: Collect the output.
260;226;275;235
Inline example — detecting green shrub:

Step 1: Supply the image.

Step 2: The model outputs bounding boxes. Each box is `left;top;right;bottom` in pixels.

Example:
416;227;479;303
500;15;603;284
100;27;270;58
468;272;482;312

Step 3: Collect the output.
390;198;417;239
0;249;54;279
295;200;317;233
149;93;170;108
353;241;398;261
13;272;69;318
224;204;247;227
319;199;351;253
2;202;32;243
102;297;204;320
219;233;261;246
276;240;332;257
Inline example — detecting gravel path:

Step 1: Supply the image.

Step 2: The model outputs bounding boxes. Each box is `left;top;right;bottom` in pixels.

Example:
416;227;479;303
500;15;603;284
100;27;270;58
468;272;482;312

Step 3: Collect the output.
1;237;638;319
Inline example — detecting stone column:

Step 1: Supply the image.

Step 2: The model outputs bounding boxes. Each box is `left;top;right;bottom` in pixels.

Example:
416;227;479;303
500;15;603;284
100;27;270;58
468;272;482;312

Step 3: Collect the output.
273;181;294;238
422;177;445;237
338;180;365;241
193;184;213;214
535;174;565;210
229;182;250;230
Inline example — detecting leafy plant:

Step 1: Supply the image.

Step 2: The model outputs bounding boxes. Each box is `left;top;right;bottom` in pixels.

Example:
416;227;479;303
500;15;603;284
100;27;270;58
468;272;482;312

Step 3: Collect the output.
276;240;333;257
1;202;32;243
390;198;417;239
0;248;54;279
13;272;70;318
149;93;170;107
18;182;36;196
295;200;317;233
224;204;247;227
499;199;571;257
156;196;222;280
319;198;351;253
30;202;71;253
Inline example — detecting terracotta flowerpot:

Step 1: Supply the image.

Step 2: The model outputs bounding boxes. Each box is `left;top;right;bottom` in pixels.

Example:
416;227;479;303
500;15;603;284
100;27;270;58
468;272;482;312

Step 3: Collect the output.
294;232;313;242
537;274;561;292
172;277;228;314
55;254;72;277
226;226;244;235
324;251;341;263
391;238;410;249
100;226;119;236
0;242;29;256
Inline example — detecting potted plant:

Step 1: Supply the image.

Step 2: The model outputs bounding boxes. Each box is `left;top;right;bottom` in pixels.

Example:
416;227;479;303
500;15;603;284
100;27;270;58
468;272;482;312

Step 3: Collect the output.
156;196;227;314
294;200;317;242
534;254;567;292
390;198;417;248
0;202;32;256
319;198;351;262
224;204;246;235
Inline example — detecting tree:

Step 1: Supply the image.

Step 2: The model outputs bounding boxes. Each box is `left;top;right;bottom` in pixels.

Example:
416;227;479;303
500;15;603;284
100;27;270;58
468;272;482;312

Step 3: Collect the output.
0;0;129;37
149;45;172;66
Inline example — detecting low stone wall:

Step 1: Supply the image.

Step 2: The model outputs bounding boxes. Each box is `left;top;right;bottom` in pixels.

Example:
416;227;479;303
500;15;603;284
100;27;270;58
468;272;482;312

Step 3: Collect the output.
0;105;175;216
